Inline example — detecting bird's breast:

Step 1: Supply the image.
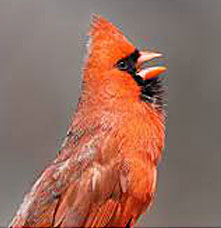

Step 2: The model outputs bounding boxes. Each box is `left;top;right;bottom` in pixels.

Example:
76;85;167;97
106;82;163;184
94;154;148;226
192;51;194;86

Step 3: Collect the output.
114;103;164;203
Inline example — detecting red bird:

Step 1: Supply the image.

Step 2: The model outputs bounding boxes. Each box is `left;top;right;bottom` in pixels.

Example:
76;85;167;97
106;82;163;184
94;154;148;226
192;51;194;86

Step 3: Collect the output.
10;15;166;227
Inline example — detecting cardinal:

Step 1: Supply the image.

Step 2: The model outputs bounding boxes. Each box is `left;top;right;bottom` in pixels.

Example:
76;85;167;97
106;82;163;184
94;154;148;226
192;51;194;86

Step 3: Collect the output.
10;15;166;227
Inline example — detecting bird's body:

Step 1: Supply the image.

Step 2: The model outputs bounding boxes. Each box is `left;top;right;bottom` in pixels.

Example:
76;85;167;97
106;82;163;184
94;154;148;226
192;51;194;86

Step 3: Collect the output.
10;16;166;227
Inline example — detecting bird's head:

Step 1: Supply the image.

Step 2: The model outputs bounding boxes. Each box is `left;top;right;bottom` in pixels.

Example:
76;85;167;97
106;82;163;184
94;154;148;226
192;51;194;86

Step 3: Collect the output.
83;15;167;110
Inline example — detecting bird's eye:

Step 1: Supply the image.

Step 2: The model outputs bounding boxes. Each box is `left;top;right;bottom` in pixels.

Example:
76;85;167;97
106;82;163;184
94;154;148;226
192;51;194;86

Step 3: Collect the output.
116;59;129;71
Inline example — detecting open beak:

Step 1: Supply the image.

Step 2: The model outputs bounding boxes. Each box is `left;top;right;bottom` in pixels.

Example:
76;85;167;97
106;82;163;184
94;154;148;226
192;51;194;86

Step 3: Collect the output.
137;51;167;80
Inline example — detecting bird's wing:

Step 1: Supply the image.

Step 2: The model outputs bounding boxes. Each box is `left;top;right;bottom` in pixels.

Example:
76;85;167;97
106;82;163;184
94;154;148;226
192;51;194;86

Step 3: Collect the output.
10;126;136;227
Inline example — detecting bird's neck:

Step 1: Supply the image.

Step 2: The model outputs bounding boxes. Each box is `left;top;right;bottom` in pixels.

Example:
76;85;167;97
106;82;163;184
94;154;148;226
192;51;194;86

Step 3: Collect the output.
81;70;141;104
76;79;165;124
74;69;165;132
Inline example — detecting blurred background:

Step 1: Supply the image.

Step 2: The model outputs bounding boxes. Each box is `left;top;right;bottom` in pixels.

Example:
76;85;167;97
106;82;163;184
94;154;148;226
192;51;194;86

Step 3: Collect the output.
1;0;221;227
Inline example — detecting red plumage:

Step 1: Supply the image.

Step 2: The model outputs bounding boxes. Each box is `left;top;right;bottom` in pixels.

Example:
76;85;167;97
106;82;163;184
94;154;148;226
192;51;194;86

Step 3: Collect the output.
10;15;166;227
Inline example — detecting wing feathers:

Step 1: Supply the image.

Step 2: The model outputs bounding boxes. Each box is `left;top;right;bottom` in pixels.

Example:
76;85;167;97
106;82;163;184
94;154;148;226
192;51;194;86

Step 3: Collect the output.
10;127;149;228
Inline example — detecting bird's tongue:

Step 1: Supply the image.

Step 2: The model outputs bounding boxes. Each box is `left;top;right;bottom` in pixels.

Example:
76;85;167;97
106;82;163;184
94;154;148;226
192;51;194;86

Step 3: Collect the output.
137;51;167;80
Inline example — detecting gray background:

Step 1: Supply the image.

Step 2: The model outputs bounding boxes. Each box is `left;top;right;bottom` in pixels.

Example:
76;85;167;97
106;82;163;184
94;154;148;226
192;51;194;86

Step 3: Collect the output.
1;0;221;227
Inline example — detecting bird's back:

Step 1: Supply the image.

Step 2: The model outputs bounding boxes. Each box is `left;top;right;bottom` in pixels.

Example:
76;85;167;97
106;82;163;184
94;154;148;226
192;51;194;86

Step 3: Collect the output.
10;98;164;227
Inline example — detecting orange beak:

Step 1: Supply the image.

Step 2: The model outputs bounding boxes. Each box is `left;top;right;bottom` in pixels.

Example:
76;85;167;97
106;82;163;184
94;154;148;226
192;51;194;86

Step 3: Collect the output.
137;51;167;80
